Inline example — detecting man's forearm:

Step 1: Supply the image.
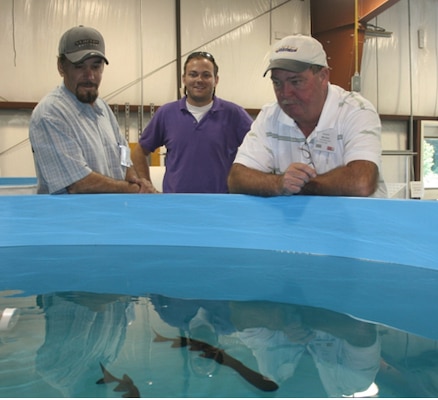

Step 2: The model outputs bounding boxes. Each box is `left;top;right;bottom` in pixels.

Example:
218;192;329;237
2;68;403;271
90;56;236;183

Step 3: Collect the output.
67;171;140;194
300;161;378;197
228;163;282;196
131;144;152;180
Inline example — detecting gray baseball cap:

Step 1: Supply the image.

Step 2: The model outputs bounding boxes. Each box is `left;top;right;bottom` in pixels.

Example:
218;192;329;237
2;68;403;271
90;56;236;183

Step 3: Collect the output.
58;25;109;64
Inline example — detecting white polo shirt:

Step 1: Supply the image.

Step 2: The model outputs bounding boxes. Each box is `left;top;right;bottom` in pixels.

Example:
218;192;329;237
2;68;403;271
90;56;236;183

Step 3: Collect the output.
234;83;387;198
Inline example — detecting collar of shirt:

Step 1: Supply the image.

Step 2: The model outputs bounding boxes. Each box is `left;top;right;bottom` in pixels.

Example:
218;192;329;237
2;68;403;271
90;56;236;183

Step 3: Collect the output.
179;95;224;114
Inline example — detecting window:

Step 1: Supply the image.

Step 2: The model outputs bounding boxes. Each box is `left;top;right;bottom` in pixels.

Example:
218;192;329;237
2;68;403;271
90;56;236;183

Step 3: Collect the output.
420;121;438;199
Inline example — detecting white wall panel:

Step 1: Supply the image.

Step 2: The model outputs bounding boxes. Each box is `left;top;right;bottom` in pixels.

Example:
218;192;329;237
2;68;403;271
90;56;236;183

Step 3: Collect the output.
361;0;438;117
2;0;437;114
361;0;411;115
179;0;310;108
1;0;177;105
0;110;34;177
410;0;438;116
1;0;309;108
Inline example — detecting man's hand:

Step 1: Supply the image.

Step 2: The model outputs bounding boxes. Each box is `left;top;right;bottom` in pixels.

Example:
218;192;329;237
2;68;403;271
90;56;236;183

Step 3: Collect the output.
281;163;317;195
129;177;160;193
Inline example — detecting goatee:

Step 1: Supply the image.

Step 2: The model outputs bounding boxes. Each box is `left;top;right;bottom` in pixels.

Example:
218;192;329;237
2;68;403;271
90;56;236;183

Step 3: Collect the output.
76;86;99;104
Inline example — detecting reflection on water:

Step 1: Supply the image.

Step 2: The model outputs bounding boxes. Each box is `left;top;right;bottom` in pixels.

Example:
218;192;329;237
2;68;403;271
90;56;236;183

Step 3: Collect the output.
0;291;437;398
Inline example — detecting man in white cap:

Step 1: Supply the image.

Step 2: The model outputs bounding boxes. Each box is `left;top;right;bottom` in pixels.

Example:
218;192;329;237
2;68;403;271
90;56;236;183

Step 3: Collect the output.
29;26;157;194
228;35;387;197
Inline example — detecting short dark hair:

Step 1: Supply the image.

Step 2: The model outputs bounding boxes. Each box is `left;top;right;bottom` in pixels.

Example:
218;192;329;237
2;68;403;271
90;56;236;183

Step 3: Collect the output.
58;53;104;66
183;51;219;76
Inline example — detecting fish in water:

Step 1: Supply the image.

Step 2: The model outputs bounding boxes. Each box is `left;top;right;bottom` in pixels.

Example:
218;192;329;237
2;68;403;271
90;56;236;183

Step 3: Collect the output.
96;362;141;398
154;331;278;392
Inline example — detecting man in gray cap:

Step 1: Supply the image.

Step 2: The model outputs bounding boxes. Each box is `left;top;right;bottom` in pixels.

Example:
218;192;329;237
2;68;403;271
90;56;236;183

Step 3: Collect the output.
29;26;157;194
228;35;387;198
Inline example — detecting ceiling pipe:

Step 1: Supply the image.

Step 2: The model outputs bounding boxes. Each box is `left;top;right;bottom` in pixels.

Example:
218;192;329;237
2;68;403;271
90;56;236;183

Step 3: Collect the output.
351;0;361;91
139;0;144;137
176;0;182;99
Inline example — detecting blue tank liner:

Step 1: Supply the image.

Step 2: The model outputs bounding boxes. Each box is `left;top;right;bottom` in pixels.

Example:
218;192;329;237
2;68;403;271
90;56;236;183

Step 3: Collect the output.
1;194;437;339
0;177;37;186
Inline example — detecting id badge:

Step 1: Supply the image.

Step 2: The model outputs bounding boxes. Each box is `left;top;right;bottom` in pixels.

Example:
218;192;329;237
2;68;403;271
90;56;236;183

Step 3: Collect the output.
119;144;133;167
314;130;337;153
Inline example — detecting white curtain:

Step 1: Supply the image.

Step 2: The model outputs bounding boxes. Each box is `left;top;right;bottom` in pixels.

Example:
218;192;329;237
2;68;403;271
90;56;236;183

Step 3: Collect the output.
1;0;310;109
361;0;438;116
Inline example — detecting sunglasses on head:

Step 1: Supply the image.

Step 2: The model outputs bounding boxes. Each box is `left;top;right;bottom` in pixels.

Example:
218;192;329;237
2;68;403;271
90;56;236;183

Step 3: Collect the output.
187;51;216;62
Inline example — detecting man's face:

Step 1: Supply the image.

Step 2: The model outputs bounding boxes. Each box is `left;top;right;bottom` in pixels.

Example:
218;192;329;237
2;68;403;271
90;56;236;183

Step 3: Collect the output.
183;57;218;106
271;67;329;122
58;56;104;104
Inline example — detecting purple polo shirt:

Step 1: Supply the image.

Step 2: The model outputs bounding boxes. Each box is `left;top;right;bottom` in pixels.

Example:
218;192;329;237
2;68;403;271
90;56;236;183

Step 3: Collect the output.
138;97;253;193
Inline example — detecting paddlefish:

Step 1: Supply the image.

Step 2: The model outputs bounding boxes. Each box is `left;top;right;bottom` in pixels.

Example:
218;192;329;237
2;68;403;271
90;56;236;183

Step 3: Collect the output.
154;332;279;392
96;362;140;398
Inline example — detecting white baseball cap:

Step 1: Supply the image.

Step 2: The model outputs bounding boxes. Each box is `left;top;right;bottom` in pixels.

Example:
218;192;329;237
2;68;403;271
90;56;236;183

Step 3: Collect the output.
264;34;328;76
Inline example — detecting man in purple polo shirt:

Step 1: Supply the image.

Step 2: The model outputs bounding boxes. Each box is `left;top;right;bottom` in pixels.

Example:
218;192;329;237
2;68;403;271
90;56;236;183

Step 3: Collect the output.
131;52;253;193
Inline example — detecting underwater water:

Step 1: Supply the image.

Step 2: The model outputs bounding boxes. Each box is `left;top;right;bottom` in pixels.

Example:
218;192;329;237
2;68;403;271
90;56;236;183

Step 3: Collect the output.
1;244;438;397
1;290;438;398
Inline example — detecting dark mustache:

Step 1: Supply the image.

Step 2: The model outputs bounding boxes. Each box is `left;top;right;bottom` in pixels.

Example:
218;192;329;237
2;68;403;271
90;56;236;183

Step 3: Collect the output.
78;82;97;88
